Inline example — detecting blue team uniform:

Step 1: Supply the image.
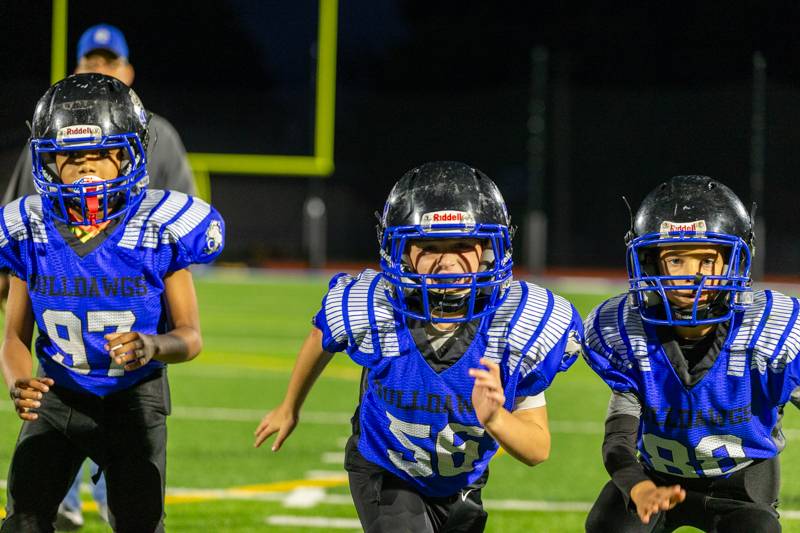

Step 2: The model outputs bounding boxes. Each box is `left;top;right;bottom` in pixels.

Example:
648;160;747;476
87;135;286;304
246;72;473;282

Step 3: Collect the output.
583;291;800;479
313;269;582;497
0;190;225;397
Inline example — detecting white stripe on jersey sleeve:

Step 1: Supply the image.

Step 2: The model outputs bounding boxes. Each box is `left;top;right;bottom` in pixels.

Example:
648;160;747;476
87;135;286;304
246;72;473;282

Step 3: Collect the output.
324;274;355;348
729;291;767;376
25;196;48;244
143;191;190;248
118;190;166;249
373;278;400;356
165;198;211;241
490;282;575;379
761;292;800;374
483;283;523;364
3;197;26;242
621;303;650;372
347;274;374;350
519;289;574;376
585;295;635;372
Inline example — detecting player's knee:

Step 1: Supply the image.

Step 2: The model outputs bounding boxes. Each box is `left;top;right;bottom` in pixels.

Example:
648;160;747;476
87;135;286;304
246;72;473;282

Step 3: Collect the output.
366;515;423;533
0;512;55;533
585;504;647;533
717;507;780;533
584;505;615;533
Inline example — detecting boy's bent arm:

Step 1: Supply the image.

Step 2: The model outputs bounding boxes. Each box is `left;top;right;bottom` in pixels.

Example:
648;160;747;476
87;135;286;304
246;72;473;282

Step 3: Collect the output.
254;327;334;450
603;391;685;524
280;327;334;412
485;405;551;466
2;276;52;421
154;268;202;362
470;357;551;465
106;269;201;370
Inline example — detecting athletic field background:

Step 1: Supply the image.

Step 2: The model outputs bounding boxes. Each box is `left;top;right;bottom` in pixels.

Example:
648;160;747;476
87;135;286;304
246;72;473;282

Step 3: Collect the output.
2;269;800;532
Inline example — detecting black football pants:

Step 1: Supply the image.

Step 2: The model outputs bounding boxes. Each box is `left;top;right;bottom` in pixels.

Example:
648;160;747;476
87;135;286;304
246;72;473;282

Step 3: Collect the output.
1;369;169;533
349;470;487;533
585;457;782;533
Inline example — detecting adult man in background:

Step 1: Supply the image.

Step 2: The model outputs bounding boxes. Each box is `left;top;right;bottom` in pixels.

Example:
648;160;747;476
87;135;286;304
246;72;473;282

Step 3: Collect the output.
3;23;196;203
1;23;197;531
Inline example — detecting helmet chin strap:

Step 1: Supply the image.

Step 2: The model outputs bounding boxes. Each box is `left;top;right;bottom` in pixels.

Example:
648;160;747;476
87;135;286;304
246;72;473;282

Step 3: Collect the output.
69;176;103;225
405;289;484;319
429;289;471;314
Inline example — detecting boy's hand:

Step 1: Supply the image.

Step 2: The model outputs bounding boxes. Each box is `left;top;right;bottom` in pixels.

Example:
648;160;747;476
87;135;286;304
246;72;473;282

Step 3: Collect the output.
105;331;157;371
630;480;686;524
9;377;54;421
469;357;506;427
254;402;298;451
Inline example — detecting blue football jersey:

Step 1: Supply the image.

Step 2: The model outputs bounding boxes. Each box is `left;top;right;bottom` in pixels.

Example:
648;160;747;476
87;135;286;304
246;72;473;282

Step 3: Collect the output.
313;269;582;497
583;291;800;478
0;191;225;397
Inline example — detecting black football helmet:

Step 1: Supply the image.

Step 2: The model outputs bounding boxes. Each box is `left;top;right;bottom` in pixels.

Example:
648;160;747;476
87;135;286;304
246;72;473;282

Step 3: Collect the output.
30;73;149;225
378;161;514;323
626;175;754;326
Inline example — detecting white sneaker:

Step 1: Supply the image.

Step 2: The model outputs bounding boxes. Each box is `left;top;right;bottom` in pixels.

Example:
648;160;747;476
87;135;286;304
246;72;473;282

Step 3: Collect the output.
54;503;84;531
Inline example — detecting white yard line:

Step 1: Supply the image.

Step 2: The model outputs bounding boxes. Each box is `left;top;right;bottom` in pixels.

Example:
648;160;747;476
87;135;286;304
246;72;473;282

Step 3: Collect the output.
484;499;592;512
282;487;328;508
169;406;800;442
170;406;352;425
4;478;800;519
266;515;362;529
322;452;346;464
306;470;347;479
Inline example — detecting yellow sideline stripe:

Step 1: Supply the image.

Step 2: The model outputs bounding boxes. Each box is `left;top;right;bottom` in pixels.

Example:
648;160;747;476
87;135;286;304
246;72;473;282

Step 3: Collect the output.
0;477;349;517
74;477;349;510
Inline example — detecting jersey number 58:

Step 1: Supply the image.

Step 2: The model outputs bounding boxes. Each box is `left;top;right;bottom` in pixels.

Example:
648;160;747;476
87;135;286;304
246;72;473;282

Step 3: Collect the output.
386;411;486;478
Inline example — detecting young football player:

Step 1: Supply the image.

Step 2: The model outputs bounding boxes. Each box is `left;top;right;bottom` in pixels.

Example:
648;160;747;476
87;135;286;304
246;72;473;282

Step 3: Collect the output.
254;161;582;532
0;73;225;533
583;175;788;533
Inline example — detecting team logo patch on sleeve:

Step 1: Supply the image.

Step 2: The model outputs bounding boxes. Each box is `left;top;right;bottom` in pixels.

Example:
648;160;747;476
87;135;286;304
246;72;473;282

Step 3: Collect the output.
203;220;223;255
565;330;582;357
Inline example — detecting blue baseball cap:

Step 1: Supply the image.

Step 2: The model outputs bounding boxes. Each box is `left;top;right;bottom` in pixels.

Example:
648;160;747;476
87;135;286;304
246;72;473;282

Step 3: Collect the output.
76;24;129;62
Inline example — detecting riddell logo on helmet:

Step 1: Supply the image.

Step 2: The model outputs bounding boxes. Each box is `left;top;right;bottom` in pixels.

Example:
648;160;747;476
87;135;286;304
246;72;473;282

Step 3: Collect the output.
660;220;707;234
420;210;476;231
56;125;103;145
433;212;463;222
64;126;96;136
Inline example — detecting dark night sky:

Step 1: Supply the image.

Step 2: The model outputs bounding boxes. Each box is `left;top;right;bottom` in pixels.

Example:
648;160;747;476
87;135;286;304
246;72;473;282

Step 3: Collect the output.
2;1;800;272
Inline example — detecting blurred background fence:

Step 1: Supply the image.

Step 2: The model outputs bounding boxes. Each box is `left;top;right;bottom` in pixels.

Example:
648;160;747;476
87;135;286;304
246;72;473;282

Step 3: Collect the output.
2;1;800;274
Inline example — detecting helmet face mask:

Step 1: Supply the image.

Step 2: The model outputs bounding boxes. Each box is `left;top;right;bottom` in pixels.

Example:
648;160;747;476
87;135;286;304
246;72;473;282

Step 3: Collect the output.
626;176;754;327
30;73;149;226
627;232;752;326
378;162;514;324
